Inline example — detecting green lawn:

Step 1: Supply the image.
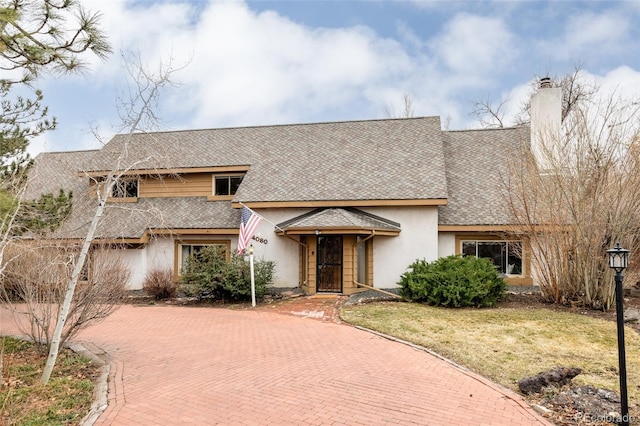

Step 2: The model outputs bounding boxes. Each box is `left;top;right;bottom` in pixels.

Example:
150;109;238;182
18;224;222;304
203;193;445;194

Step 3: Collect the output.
0;337;98;426
340;301;640;405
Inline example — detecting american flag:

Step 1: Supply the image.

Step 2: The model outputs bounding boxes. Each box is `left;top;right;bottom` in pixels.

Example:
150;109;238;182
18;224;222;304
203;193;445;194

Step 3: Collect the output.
238;206;262;253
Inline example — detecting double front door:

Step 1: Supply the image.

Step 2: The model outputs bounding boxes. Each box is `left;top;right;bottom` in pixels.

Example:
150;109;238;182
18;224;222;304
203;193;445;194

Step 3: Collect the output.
316;235;342;293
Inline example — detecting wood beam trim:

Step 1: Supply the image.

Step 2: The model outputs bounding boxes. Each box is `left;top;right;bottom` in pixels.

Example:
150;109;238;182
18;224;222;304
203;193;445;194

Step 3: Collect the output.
438;225;524;232
276;228;399;236
233;199;447;208
80;165;251;177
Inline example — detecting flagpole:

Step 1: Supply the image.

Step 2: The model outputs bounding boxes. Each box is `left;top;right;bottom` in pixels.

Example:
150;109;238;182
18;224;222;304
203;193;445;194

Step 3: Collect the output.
238;202;308;249
239;202;287;234
249;244;256;308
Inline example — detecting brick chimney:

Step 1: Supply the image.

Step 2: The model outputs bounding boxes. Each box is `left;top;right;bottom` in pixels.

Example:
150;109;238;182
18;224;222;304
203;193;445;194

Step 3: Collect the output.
530;77;562;173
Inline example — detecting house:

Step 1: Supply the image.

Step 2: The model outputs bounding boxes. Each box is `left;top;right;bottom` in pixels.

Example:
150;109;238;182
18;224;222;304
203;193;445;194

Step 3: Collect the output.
25;85;559;294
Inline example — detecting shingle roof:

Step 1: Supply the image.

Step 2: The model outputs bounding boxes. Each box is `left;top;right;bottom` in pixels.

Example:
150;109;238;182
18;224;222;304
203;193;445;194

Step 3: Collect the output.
85;117;448;202
25;150;99;201
51;197;239;240
27;152;239;240
438;126;529;226
276;208;401;232
26;118;528;239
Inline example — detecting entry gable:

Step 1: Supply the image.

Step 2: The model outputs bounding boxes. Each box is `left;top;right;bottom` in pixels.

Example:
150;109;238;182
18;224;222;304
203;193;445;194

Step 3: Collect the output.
276;208;401;236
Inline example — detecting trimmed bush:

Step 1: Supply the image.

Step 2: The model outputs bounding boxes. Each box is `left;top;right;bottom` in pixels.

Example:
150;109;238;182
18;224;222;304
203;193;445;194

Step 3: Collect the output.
180;246;275;302
143;268;177;300
399;255;506;307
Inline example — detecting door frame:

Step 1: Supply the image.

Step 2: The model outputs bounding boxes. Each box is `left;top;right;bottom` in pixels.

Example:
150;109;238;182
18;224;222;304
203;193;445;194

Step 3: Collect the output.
316;235;343;293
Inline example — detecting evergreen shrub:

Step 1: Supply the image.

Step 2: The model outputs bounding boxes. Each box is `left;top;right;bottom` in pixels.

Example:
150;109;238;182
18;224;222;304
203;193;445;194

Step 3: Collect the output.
180;246;275;302
398;255;506;307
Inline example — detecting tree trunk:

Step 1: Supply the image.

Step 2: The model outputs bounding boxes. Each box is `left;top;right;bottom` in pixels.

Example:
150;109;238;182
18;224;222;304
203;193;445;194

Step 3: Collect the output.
40;195;109;384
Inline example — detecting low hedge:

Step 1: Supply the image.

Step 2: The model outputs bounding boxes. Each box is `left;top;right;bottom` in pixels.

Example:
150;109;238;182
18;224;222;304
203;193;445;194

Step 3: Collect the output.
398;255;506;308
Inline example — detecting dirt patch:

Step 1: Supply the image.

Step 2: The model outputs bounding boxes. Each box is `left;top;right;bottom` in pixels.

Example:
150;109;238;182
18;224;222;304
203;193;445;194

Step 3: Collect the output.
256;294;347;322
501;290;640;335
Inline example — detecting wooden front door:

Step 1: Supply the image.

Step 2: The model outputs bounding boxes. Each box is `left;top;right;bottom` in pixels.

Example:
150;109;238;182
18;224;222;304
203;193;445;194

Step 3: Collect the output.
317;235;343;293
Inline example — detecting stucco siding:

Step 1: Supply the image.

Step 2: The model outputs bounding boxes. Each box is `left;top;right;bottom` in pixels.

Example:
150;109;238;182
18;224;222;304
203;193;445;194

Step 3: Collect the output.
109;206;440;291
438;232;456;258
363;206;439;288
94;248;145;290
250;208;311;288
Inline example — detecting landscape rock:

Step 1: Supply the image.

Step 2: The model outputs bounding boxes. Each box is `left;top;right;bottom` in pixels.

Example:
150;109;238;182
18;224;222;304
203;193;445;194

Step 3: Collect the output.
623;307;640;323
532;404;552;416
518;367;582;394
549;385;622;422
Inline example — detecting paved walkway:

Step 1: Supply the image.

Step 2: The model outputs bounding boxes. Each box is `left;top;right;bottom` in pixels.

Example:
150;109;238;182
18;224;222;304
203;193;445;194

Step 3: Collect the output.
1;300;551;425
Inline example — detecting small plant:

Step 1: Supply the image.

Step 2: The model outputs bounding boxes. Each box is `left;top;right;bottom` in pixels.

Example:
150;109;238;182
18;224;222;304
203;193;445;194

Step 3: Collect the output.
0;242;129;350
180;246;275;302
399;255;506;307
142;268;177;300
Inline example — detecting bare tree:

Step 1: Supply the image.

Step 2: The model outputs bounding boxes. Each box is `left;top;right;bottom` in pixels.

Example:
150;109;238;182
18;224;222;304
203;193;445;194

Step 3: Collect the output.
384;93;415;118
40;53;179;384
0;241;130;351
471;66;596;129
506;80;640;309
0;2;111;372
469;96;510;128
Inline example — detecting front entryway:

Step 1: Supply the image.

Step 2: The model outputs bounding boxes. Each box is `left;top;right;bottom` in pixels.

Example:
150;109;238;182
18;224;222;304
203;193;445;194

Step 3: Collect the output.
317;235;342;293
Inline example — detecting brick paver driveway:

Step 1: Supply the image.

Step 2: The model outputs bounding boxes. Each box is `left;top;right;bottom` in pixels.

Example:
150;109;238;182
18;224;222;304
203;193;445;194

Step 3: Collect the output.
2;303;550;425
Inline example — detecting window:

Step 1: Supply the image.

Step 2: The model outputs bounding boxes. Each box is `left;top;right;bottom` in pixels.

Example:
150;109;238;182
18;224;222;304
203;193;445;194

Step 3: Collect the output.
356;236;370;284
462;240;522;275
112;178;138;198
177;241;230;275
299;236;308;286
214;175;243;196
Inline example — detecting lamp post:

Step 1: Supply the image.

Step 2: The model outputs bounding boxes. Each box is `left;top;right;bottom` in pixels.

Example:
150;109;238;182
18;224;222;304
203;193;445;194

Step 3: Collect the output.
607;242;630;426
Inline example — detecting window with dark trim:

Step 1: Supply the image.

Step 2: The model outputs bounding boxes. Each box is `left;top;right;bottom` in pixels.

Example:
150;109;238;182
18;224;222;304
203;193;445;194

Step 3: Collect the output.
112;178;139;198
462;240;522;275
177;241;230;275
214;175;243;196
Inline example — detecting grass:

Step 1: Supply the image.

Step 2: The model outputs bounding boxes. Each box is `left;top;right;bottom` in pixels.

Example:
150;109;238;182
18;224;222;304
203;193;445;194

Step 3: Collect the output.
0;337;99;426
340;301;640;405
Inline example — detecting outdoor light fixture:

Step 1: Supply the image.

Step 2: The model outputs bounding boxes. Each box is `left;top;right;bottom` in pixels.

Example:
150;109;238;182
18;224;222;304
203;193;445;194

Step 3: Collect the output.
249;244;254;255
606;242;631;426
608;242;629;272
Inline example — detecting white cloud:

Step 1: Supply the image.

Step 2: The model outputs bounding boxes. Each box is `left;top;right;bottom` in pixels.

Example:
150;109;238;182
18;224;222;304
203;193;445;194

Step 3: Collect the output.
538;10;630;63
564;11;629;51
597;66;640;99
429;13;515;75
77;2;523;131
159;1;414;127
28;0;640;154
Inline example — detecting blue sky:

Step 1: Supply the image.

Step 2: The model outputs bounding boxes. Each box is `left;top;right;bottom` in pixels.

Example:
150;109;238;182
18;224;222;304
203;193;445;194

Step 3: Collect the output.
31;0;640;155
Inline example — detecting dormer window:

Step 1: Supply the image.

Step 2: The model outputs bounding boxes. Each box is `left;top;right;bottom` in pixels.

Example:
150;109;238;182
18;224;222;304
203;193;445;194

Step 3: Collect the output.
112;178;139;198
214;175;243;196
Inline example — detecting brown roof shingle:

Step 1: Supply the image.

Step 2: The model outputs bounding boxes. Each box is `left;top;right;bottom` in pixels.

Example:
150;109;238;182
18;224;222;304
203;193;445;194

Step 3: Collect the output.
26;117;529;239
86;117;448;202
438;126;529;226
276;208;401;232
